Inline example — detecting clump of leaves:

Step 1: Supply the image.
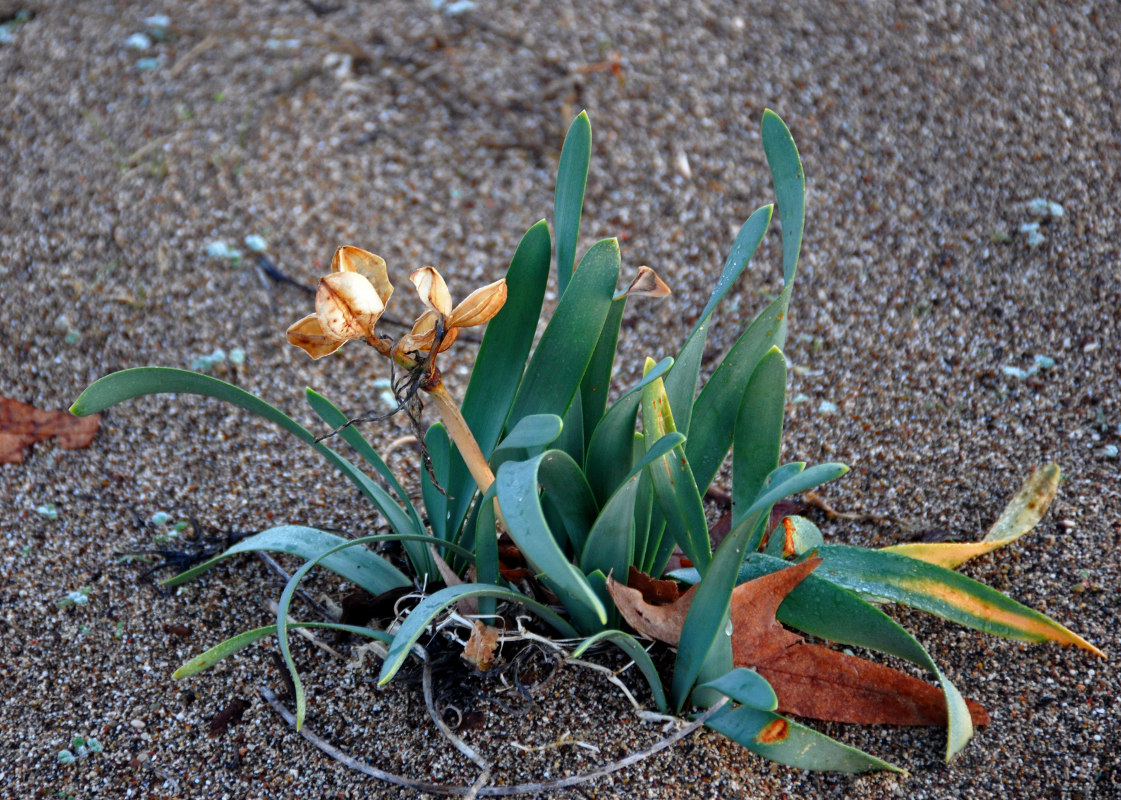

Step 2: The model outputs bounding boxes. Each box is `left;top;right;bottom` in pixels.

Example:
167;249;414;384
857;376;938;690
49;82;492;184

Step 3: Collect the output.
72;111;1103;775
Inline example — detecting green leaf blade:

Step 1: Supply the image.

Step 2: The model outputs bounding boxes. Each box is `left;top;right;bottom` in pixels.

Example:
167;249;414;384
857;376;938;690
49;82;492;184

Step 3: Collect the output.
554;110;592;295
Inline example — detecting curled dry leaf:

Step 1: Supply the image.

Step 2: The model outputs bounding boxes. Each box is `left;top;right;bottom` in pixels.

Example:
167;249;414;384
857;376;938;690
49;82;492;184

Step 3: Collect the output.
882;463;1062;569
1;397;101;464
462;620;500;672
615;266;671;300
608;558;989;728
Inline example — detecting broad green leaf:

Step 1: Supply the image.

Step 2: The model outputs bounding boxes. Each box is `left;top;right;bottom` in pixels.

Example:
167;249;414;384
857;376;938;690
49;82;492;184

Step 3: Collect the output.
580;432;684;578
555;395;586;465
420;423;451;544
70;368;418;550
814;545;1104;656
732;347;786;523
761;109;806;285
508;239;620;428
685;287;793;495
496;452;605;628
160;525;410;593
761;515;823;560
173;622;393;679
883;463;1061;569
642;359;710;572
664;204;773;437
706;705;903;774
671;508;759;711
474;485;500;619
740;462;847;551
554;110;592;295
738;553;974;760
699;667;777;711
446;219;552;541
580;296;625;447
572;630;667;712
493;414;565;454
306;389;433;576
584;356;673;505
377;584;579;686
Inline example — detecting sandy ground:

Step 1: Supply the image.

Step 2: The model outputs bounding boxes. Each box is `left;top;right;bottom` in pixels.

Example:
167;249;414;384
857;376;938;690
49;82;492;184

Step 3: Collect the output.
2;1;1119;798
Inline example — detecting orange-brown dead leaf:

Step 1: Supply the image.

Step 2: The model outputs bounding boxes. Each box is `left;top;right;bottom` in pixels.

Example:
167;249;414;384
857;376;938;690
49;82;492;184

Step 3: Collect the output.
728;558;989;727
608;557;989;728
606;576;696;647
1;397;101;464
462;620;500;672
626;566;681;605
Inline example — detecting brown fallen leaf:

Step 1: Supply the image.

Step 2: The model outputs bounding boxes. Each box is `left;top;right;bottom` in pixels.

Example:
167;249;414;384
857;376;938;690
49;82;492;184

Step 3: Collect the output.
608;559;989;727
209;698;250;736
728;558;988;727
0;396;101;464
462;620;500;671
626;565;681;605
607;575;696;647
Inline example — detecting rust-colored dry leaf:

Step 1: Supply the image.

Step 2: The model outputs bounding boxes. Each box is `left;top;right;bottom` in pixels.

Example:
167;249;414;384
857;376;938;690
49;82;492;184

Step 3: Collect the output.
0;397;101;464
626;565;681;605
462;620;500;671
617;266;671;299
606;575;696;647
729;558;989;727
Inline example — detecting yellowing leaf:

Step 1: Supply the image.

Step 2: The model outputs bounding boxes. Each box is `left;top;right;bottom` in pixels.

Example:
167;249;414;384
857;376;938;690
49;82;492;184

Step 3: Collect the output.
883;464;1061;569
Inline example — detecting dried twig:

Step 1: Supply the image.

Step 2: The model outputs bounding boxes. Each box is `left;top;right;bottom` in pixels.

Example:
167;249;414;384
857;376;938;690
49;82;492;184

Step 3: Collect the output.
259;685;728;796
424;650;491;769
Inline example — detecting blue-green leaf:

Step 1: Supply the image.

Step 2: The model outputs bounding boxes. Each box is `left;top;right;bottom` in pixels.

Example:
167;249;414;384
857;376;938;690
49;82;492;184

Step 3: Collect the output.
761;109;805;285
572;630;667;713
699;667;777;711
732;347;786;523
554;110;592;295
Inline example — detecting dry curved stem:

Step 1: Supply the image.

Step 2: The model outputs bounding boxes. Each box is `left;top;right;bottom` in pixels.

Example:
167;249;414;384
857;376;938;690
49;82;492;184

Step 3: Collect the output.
259;685;727;796
424;647;490;769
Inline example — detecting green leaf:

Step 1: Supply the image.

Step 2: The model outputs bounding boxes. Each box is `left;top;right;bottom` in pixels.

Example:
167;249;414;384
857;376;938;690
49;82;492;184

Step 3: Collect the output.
685;288;793;495
160;525;410;593
761;109;806;285
474;485;500;619
814;545;1104;656
493;414;565;454
173;622;392;679
580;297;625;446
572;630;667;713
420;423;451;544
305;389;434;575
699;667;777;711
671;509;759;711
496;451;605;628
584;356;673;505
70;368;418;549
377;584;579;686
732;347;786;524
642;360;710;573
580;432;684;579
554;110;592;295
664;204;773;437
447;220;552;538
739;553;974;760
740;462;848;550
508;238;620;428
706;705;903;774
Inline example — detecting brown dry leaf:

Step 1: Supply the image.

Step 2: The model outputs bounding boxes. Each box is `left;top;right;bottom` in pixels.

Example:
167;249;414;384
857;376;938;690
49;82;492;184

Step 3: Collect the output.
0;397;101;464
626;565;681;605
728;558;989;727
607;557;989;727
462;620;500;671
606;575;696;647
